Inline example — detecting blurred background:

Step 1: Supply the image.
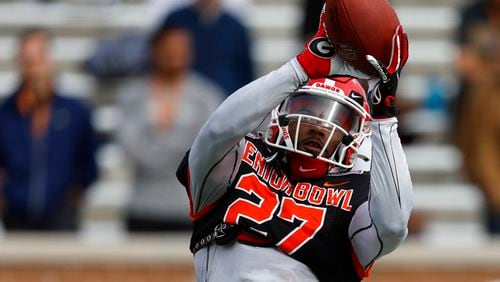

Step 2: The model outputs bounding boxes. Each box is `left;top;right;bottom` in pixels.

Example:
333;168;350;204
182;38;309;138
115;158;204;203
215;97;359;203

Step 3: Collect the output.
0;0;498;281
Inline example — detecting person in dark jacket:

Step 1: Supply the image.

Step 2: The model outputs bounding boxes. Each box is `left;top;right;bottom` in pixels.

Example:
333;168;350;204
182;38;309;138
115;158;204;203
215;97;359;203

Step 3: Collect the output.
160;0;255;97
0;28;98;231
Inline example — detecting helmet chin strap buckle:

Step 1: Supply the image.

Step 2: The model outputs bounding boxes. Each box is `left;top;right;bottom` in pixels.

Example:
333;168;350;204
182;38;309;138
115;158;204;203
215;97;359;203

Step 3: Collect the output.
278;115;289;126
357;153;370;162
342;134;354;145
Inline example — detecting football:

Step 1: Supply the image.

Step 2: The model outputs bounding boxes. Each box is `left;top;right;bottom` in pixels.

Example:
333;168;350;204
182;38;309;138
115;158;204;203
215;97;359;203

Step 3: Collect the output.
325;0;401;76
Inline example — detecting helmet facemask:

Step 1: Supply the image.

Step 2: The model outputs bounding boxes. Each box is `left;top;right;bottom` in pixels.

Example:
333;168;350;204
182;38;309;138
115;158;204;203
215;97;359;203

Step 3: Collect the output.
265;78;371;171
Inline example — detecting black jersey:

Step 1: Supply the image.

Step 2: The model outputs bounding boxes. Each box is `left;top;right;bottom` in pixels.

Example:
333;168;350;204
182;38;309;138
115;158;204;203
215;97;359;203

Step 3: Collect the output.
178;135;370;282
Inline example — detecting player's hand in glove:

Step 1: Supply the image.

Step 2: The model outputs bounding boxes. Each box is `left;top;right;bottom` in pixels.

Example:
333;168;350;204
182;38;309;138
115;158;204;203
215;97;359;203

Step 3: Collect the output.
366;25;409;118
296;5;336;79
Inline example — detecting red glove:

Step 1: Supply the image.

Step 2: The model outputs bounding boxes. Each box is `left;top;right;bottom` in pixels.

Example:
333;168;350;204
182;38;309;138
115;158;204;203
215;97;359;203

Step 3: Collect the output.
366;25;409;118
296;5;336;79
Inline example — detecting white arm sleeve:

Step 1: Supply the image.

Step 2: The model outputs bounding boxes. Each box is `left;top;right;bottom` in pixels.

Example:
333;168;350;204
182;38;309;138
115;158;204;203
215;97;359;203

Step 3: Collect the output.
348;118;413;269
188;59;309;213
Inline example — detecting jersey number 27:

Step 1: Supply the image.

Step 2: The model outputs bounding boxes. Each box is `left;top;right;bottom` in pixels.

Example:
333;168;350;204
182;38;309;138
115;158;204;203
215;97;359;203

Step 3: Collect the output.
224;173;327;254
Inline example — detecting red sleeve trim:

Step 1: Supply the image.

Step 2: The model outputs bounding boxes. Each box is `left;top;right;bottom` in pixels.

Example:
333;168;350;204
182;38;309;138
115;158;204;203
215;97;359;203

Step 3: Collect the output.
351;244;374;279
185;168;221;221
190;199;220;221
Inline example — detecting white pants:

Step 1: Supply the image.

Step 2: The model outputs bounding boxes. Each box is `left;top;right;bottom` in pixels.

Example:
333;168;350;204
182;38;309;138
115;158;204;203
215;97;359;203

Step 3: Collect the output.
194;241;318;282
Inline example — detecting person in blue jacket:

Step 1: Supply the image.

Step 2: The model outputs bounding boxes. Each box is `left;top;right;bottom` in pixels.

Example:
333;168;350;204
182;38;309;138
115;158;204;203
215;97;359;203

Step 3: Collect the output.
0;28;98;231
160;0;255;97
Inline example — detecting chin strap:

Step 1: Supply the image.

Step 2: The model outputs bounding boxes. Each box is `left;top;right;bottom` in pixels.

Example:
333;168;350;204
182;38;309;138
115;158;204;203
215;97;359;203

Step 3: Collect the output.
357;153;370;162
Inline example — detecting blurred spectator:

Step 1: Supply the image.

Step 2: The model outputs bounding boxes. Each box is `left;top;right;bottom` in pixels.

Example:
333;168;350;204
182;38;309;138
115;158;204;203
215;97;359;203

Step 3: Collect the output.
453;0;499;137
117;24;223;232
148;0;252;27
0;28;98;231
302;0;325;41
455;24;500;234
160;0;255;97
455;0;499;51
84;32;149;82
147;0;195;28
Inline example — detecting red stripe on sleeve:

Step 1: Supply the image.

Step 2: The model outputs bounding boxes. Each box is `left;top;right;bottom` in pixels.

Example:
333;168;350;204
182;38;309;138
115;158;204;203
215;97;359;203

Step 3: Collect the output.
185;168;221;221
351;244;374;279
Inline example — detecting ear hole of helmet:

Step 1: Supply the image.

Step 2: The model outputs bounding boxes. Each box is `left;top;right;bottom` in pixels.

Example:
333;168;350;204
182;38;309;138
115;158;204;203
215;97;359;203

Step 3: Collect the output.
343;146;357;167
266;125;279;143
332;135;358;167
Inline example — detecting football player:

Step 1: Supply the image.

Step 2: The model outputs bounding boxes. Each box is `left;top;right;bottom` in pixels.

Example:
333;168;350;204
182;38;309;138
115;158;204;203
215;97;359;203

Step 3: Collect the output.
177;6;412;282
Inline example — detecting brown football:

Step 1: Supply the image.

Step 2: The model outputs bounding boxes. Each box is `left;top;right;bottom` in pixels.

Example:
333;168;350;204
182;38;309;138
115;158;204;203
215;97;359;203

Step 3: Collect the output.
325;0;400;76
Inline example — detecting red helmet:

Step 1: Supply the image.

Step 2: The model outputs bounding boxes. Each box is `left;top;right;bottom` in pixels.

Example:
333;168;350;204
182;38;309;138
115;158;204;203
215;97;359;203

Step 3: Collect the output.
265;77;371;177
